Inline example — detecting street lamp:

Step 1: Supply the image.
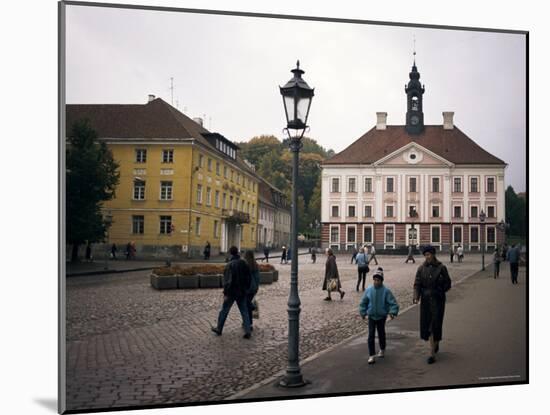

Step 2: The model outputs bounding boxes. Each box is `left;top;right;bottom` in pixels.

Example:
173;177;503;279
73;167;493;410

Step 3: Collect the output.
103;211;113;271
279;60;314;388
479;209;486;271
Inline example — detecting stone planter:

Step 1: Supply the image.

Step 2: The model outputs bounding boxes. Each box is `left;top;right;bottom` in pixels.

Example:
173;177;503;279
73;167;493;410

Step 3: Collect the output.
150;273;178;290
259;271;273;284
177;274;200;289
199;274;222;288
272;270;279;282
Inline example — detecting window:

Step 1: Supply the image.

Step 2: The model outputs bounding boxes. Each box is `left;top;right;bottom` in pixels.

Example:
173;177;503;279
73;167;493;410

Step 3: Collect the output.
160;181;173;200
206;187;212;206
364;177;373;193
348;205;356;217
453;205;462;218
229;195;233;209
453;177;462;193
364;205;372;218
199;154;204;168
223;166;228;178
487;206;496;218
330;226;339;244
252;204;255;217
409;205;418;218
487;177;496;193
133;180;145;200
215;190;220;208
471;206;479;218
237;174;241;185
348;177;357;193
132;215;144;234
214;220;219;238
236;197;240;211
216;161;220;175
331;205;340;217
195;217;201;235
207;158;212;171
432;177;440;193
347;226;356;243
247;201;250;214
432;205;440;218
470;177;479;193
251;227;255;242
331;178;340;193
231;170;234;181
453;226;462;243
222;193;227;209
385;226;395;243
241;200;245;212
471;226;479;243
409;177;417;193
386;205;394;217
196;184;203;204
386;177;394;192
431;226;441;243
135;149;147;163
160;216;172;234
162;149;174;163
363;226;373;243
487;226;496;243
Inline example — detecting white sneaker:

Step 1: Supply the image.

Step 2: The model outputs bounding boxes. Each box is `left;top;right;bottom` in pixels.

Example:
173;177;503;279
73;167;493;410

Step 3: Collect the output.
377;350;385;358
368;356;375;364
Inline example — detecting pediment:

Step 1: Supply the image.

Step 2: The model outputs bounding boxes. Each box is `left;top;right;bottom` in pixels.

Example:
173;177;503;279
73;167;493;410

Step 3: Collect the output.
374;143;453;167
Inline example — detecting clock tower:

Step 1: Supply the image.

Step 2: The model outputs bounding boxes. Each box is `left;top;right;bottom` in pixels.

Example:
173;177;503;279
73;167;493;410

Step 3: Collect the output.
405;58;425;135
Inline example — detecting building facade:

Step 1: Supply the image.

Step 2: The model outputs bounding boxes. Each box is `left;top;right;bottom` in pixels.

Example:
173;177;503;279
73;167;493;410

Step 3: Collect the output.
257;178;291;249
321;62;507;253
67;96;260;258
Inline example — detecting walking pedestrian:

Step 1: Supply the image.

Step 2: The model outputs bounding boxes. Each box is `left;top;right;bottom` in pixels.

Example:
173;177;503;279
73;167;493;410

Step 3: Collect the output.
351;247;358;264
110;243;118;260
130;241;136;259
457;244;464;263
281;245;287;264
263;244;270;262
449;245;454;263
287;248;292;263
355;247;370;291
311;247;317;264
405;244;416;263
211;246;253;339
244;250;260;331
322;248;345;301
125;242;132;260
501;243;509;262
413;245;452;364
203;241;211;260
368;245;379;265
507;243;521;284
493;247;501;278
359;267;399;364
85;242;93;262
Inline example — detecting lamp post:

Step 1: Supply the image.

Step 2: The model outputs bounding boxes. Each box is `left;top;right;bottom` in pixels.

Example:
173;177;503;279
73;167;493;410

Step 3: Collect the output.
279;60;314;388
479;209;486;271
103;211;113;271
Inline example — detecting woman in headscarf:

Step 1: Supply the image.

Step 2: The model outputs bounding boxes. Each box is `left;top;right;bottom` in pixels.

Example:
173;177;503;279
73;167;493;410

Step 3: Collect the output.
322;248;345;301
413;245;452;364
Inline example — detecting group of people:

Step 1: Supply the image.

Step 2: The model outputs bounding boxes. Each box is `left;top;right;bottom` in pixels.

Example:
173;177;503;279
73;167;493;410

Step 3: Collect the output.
322;245;452;365
493;243;522;284
449;244;464;263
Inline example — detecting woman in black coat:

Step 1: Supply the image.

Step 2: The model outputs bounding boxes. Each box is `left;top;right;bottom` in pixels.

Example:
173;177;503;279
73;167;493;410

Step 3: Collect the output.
413;245;452;364
322;248;345;301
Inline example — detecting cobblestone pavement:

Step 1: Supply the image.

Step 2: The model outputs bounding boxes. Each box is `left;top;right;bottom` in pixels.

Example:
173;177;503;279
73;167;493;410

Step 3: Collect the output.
65;254;484;411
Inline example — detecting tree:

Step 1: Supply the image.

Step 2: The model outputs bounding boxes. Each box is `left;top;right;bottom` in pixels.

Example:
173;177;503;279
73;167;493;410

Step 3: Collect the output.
66;119;120;262
505;186;527;239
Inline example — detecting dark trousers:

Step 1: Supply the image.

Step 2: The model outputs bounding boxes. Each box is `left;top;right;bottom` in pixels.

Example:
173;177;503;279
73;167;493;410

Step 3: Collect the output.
450;253;454;263
264;253;269;262
494;261;500;278
510;262;519;284
356;266;368;290
246;292;257;327
369;254;378;265
311;255;316;263
368;317;386;356
216;295;251;334
351;253;357;264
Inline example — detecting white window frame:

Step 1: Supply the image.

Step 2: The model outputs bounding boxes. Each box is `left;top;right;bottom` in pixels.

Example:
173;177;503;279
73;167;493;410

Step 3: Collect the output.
133;180;146;200
486;204;496;219
364;177;373;193
431;176;441;193
453;204;463;219
330;204;340;218
347;204;356;218
363;204;373;218
347;177;357;193
452;225;463;244
386;177;395;193
195;217;201;235
160;215;172;234
409;176;418;193
408;204;418;218
214;220;219;238
196;184;203;204
469;176;480;193
453;177;462;193
135;148;147;163
330;225;340;249
430;224;441;245
331;177;340;193
486;225;497;247
486;176;496;193
346;225;357;249
132;215;144;234
469;225;480;250
431;204;441;218
215;190;220;208
384;224;395;248
470;204;479;219
363;225;374;244
162;149;174;164
160;181;173;200
206;187;212;206
385;203;395;218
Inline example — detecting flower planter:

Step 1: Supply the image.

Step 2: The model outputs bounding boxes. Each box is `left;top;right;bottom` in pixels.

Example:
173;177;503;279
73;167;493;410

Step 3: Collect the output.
199;274;222;288
259;271;273;284
177;274;200;289
150;273;178;290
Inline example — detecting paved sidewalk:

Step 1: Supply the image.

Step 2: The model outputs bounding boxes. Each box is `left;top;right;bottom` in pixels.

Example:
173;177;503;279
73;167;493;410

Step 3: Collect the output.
233;265;527;400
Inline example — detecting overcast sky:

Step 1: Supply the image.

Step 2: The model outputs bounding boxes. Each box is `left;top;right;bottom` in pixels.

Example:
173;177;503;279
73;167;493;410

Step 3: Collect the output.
65;4;526;192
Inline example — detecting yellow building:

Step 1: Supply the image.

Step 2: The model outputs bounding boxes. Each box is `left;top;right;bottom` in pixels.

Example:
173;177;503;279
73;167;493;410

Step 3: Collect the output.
66;96;259;258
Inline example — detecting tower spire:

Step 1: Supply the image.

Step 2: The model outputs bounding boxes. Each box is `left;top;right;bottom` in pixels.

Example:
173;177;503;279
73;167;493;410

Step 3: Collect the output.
413;35;416;66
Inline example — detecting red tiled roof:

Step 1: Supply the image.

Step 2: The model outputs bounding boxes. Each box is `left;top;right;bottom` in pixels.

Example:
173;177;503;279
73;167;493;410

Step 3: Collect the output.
322;125;506;165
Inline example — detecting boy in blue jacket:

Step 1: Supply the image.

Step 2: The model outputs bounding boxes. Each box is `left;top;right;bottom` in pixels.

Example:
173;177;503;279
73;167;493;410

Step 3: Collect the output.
359;267;399;364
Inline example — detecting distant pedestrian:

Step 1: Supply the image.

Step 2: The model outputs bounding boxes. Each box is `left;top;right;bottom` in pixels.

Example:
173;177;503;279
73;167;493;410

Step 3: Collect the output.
244;250;260;331
322;248;345;301
449;246;454;263
355;247;370;291
203;241;211;260
130;241;136;259
287;248;292;263
263;245;270;262
281;245;287;264
413;245;452;364
457;244;464;263
405;244;416;263
359;267;399;364
211;246;252;339
368;245;379;265
351;247;358;264
85;242;93;262
493;248;501;278
311;247;317;264
501;243;509;262
507;244;521;284
110;243;118;260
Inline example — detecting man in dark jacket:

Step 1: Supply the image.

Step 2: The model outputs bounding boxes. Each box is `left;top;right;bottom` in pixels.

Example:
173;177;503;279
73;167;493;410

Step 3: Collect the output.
507;244;521;284
413;245;452;364
211;246;253;338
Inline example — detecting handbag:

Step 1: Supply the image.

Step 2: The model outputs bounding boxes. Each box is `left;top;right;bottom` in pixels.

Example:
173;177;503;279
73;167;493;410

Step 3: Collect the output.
328;278;338;291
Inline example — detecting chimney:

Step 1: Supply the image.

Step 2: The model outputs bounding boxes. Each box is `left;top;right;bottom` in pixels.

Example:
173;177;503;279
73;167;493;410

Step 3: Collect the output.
376;112;388;130
148;94;156;103
193;117;204;127
443;112;454;130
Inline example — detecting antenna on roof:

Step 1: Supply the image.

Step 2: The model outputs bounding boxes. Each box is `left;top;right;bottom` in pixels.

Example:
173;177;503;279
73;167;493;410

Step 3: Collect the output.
170;77;174;106
413;35;417;65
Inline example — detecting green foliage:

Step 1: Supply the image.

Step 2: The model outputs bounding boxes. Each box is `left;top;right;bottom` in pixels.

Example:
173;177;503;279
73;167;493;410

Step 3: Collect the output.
66;119;120;259
505;186;527;238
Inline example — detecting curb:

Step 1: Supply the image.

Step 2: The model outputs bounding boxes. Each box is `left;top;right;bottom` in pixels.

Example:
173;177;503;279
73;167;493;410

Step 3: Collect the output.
66;266;163;277
225;266;484;400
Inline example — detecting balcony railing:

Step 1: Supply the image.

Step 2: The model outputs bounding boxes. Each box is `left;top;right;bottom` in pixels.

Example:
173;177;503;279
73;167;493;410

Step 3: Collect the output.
222;209;250;224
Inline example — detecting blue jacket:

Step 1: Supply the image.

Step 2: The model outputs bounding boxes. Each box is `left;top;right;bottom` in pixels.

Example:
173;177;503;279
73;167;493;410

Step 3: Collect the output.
359;285;399;321
356;252;369;266
507;246;520;264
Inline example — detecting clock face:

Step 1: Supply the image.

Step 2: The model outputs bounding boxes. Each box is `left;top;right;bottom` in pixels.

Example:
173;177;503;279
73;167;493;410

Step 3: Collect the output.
410;115;419;125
